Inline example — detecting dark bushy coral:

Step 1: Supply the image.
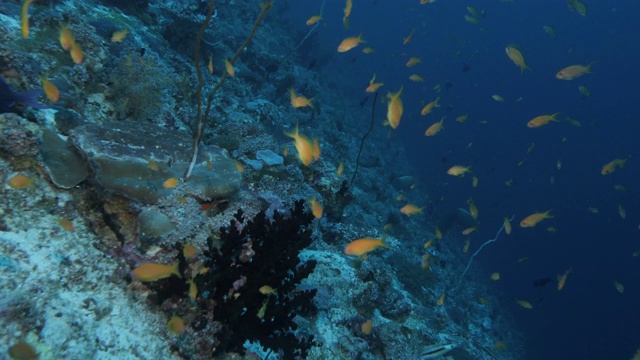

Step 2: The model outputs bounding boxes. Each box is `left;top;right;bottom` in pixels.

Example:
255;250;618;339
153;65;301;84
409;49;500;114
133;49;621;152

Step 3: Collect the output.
197;200;317;358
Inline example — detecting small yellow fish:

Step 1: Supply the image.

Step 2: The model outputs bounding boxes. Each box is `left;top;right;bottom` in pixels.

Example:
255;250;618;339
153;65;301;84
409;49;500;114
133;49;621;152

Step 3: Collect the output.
344;237;389;257
41;77;60;102
259;285;277;295
406;56;421;67
424;238;434;249
435;227;443;239
464;15;479;24
492;94;504;102
59;25;75;50
463;239;470;253
163;177;179;188
8;174;33;189
557;267;572;291
556;62;595;80
362;47;375;54
21;0;35;38
306;15;322;26
385;87;403;129
462;227;477;235
437;293;445;306
542;25;556;37
224;57;235;77
578;85;591;97
208;53;214;74
365;73;383;93
400;204;423;215
520;210;553;228
490;272;500;281
516;299;533;309
472;175;479;188
425;117;445;136
167;316;185;334
309;198;323;219
337;161;344;176
132;263;181;282
111;29;129;42
188;279;198;300
505;45;531;73
456;113;468;123
361;319;373;335
528;113;560;128
467;198;478;219
70;42;84;64
547;226;556;233
183;244;198;259
403;28;416;45
337;34;365;53
601;158;627;175
504;217;512;235
587;206;599;214
517;257;529;263
409;74;424;82
447;165;471;177
421;97;440;116
56;218;74;232
284;123;315;166
289;88;313;108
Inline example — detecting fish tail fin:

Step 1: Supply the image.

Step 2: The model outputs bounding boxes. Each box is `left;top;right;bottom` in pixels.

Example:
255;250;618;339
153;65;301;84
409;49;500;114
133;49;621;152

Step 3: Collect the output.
283;122;300;139
380;235;391;249
551;112;561;121
544;209;554;218
586;61;597;73
171;263;182;279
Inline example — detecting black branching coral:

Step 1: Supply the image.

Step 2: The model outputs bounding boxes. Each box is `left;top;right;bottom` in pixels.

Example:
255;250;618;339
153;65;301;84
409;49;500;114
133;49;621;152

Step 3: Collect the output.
200;200;317;358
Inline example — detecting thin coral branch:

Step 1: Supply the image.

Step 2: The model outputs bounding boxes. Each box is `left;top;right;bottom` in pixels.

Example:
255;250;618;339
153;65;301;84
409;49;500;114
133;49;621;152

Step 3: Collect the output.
451;216;514;291
185;0;274;179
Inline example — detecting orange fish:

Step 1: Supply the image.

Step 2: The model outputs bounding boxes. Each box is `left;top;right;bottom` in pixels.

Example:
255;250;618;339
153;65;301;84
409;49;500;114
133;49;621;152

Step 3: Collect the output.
447;165;471;177
557;267;572;290
385;87;403;129
111;29;129;42
520;210;553;228
556;62;595;80
503;217;512;235
467;198;478;219
40;77;59;102
8;174;32;189
306;15;322;26
337;34;364;53
163;177;179;188
365;74;383;92
167;316;185;334
462;227;477;235
337;161;344;176
343;0;352;28
361;319;373;335
312;138;320;161
289;88;313;108
224;58;235;77
309;198;323;219
527;112;560;128
21;0;35;38
403;28;416;45
56;218;74;232
505;45;531;73
183;244;198;259
70;43;83;64
420;97;440;116
437;293;445;306
59;25;75;50
409;74;424;82
516;299;533;309
400;203;423;215
132;263;181;282
601;158;627;175
344;237;389;257
206;53;214;74
284;123;314;166
406;56;421;67
463;238;470;253
425;117;445;136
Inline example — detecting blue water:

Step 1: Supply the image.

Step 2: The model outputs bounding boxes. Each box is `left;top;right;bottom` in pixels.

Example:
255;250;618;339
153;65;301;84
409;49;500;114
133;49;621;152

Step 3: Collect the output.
288;1;640;359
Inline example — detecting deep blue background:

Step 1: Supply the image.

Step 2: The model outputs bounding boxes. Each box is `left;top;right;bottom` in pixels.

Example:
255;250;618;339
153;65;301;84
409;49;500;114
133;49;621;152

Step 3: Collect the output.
284;1;639;358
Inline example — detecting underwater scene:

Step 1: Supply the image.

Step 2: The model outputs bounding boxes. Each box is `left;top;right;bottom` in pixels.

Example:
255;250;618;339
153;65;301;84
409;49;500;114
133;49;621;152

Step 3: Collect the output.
0;0;639;359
